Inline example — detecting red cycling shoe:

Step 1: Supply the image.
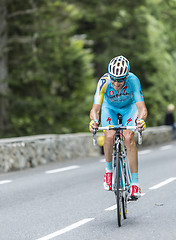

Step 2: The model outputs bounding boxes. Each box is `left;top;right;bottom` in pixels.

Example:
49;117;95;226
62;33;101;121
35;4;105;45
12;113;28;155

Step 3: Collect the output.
104;171;112;191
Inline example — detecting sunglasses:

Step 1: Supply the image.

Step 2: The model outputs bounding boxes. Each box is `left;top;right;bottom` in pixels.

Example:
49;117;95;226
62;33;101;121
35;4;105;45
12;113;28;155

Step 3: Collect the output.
110;75;126;82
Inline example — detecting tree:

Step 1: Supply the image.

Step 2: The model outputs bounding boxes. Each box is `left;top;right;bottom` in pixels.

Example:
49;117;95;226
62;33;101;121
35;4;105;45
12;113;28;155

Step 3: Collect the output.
4;0;176;138
0;0;8;135
6;0;95;136
143;0;176;125
66;0;176;126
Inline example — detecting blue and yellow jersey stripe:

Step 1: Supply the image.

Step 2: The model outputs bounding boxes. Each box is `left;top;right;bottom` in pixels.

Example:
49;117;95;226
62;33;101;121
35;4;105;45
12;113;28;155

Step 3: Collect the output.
94;74;109;106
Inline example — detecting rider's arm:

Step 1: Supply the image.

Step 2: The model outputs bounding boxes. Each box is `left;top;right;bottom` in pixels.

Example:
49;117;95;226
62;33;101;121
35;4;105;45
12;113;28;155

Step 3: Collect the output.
89;104;101;132
136;101;148;121
93;75;109;106
132;76;148;121
90;104;101;122
130;74;148;130
89;75;109;132
136;101;148;131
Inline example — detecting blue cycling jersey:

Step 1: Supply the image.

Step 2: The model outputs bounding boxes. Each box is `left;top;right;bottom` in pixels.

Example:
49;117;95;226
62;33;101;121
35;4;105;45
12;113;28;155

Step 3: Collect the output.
94;72;144;109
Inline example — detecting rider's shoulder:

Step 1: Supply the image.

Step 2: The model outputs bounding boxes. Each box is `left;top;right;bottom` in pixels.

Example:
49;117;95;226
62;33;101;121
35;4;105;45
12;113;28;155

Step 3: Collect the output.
97;73;110;92
98;73;111;85
128;72;139;80
127;72;140;84
100;73;110;81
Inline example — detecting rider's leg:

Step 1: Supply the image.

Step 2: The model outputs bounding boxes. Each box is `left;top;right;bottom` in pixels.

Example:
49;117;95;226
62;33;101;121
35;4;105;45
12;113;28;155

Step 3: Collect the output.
103;130;115;190
123;130;138;177
101;106;117;171
123;130;141;197
121;104;139;177
104;130;116;170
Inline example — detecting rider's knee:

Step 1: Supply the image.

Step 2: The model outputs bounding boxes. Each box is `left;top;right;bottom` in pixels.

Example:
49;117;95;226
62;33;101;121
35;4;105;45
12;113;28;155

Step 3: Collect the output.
123;131;135;148
105;131;115;144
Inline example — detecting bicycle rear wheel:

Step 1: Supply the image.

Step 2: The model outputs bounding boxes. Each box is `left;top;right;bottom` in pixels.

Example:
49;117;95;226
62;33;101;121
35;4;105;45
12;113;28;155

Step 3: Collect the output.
115;153;122;227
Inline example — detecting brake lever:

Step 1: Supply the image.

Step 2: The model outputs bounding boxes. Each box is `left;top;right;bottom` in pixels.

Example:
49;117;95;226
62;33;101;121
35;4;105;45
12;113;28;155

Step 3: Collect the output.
138;130;142;145
93;130;97;146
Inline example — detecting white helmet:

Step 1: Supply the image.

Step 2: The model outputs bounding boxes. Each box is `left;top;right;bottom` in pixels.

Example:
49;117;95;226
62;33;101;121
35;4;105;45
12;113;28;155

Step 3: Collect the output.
108;55;130;79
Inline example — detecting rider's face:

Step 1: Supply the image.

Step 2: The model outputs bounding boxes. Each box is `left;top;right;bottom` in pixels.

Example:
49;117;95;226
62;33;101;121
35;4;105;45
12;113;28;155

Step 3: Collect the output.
111;80;125;92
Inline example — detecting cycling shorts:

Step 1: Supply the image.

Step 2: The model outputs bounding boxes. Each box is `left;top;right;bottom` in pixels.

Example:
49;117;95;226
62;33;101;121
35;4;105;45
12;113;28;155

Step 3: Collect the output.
101;103;138;129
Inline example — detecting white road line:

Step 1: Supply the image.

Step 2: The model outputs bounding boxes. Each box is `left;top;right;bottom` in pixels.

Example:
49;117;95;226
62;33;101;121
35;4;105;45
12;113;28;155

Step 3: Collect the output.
45;165;80;174
149;177;176;190
99;159;105;163
160;145;172;151
105;193;146;211
105;204;117;211
139;150;151;155
36;218;95;240
0;180;12;185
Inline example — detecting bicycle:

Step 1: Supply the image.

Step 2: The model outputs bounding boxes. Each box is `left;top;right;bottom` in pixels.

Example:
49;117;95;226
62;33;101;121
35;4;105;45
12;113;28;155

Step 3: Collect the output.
93;115;142;227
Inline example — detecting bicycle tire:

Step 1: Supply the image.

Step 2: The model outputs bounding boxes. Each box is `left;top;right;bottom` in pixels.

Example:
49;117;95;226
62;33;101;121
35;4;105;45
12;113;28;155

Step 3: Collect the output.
122;194;127;219
122;160;128;219
115;147;122;227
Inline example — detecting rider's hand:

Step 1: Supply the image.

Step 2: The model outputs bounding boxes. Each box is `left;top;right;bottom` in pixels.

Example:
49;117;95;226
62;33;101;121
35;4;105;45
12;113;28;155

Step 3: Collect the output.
89;120;99;133
136;119;146;131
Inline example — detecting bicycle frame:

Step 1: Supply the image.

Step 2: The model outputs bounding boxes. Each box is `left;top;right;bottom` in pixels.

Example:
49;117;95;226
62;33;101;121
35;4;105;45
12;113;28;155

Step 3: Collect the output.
112;130;132;193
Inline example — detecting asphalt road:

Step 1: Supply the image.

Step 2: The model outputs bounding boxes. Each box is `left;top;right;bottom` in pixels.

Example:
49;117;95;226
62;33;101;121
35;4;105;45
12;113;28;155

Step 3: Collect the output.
0;141;176;240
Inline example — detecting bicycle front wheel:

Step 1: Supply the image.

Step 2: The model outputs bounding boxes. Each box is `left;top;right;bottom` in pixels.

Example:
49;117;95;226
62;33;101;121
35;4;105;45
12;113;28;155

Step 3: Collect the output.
115;153;122;227
122;160;128;219
122;193;127;219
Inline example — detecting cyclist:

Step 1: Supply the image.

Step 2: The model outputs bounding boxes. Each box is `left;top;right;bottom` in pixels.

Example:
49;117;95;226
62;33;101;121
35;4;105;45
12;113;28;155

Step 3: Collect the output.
89;56;147;198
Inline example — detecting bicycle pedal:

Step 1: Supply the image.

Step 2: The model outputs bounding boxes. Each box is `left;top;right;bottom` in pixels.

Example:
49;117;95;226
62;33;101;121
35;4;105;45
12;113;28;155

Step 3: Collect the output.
128;196;138;201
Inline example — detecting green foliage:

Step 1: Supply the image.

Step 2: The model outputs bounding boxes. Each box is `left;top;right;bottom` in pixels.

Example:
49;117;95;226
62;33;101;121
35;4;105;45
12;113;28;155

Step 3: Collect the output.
68;0;176;126
143;0;176;126
6;0;95;136
3;0;176;137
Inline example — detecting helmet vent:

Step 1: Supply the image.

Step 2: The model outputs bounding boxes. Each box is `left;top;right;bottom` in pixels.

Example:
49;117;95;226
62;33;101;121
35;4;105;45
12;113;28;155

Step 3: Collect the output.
120;67;123;75
108;55;130;78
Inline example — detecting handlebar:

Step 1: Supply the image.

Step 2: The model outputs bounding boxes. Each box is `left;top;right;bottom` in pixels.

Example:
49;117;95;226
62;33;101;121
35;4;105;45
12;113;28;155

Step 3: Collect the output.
93;124;142;145
97;124;137;131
